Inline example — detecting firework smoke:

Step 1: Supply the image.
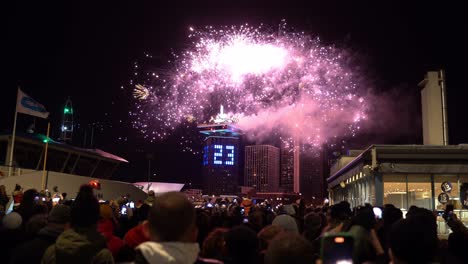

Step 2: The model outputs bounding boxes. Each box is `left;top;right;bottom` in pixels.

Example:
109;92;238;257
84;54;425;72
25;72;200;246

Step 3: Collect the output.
130;23;368;150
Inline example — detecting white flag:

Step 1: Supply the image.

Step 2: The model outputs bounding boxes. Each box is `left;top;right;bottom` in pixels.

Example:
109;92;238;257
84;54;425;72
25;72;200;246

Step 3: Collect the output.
16;88;49;119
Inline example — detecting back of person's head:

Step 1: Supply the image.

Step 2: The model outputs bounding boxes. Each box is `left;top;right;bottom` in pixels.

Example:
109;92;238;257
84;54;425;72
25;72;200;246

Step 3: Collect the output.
329;202;351;223
48;204;71;225
14;184;22;191
405;206;437;237
19;189;37;206
25;213;48;236
258;225;283;251
351;205;376;231
389;218;438;264
272;214;299;233
303;212;322;241
2;212;22;229
383;206;402;228
201;228;228;260
99;204;113;220
265;232;314;264
147;191;196;242
225;225;258;263
196;209;211;247
71;184;100;228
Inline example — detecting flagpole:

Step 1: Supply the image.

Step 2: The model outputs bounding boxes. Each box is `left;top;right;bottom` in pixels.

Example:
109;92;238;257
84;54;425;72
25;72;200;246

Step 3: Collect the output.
8;89;20;177
41;122;50;191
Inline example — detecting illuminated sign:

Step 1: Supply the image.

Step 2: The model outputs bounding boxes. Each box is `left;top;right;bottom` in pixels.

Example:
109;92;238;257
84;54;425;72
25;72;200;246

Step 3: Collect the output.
203;144;235;166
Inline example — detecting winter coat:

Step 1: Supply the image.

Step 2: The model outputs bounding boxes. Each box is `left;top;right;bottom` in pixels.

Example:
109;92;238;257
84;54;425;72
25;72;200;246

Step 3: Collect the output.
134;241;199;264
98;219;124;258
124;223;150;249
41;227;114;264
10;225;64;264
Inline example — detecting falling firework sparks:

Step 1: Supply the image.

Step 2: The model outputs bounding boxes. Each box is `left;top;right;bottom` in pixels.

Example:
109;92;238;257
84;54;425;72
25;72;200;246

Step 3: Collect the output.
129;23;368;151
133;84;150;100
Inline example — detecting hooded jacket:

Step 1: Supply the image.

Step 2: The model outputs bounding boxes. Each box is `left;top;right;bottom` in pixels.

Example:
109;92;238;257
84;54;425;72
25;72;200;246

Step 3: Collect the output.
10;225;64;264
134;241;200;264
41;228;114;264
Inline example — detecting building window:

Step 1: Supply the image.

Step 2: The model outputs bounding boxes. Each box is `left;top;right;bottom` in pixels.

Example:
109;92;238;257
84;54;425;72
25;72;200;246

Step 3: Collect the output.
407;174;432;210
383;174;408;210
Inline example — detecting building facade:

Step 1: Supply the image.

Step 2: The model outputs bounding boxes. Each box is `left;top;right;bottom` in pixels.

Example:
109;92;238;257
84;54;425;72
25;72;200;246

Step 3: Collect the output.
280;149;294;192
201;136;239;195
245;145;280;192
327;145;468;234
300;149;325;202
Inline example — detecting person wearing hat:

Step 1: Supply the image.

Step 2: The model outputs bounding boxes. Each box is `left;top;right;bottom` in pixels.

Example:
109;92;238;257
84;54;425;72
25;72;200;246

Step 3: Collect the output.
10;204;71;264
0;212;25;262
272;214;299;234
41;185;114;264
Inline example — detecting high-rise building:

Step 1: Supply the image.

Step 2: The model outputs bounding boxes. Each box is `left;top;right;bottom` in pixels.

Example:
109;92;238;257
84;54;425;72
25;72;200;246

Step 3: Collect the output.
419;70;449;145
245;145;280;192
299;149;325;202
280;149;294;192
198;106;241;195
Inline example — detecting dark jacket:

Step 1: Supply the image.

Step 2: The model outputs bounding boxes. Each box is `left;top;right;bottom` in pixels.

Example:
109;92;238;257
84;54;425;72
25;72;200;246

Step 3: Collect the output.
10;225;64;264
41;227;114;264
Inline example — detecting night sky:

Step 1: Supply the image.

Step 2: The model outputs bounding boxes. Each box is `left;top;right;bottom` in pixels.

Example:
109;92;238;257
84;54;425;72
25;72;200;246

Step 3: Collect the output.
2;1;467;185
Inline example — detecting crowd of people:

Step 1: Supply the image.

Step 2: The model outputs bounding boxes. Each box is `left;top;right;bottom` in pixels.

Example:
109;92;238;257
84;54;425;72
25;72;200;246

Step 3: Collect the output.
0;183;467;264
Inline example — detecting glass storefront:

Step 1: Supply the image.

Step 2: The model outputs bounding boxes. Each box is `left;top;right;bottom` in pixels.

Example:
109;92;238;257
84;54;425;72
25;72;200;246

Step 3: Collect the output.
383;174;408;210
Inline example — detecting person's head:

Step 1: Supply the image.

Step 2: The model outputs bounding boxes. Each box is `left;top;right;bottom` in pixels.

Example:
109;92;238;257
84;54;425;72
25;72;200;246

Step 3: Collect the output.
21;189;38;205
48;204;71;229
100;204;114;220
2;212;22;230
14;184;22;192
225;225;258;263
258;225;283;251
389;218;438;264
272;214;299;234
265;232;314;264
383;206;402;228
303;212;322;241
62;193;67;199
196;209;211;247
146;191;197;242
0;185;6;195
405;206;437;236
201;228;228;260
351;205;376;231
25;213;48;236
328;202;351;224
71;184;100;228
248;210;265;231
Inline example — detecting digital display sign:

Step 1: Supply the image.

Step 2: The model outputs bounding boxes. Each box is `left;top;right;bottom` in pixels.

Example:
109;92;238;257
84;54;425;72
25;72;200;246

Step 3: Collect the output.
203;144;235;166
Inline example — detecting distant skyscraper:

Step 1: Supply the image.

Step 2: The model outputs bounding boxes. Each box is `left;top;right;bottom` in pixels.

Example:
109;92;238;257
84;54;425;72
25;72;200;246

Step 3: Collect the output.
280;149;294;192
198;106;241;195
60;98;74;143
245;145;280;192
299;147;325;202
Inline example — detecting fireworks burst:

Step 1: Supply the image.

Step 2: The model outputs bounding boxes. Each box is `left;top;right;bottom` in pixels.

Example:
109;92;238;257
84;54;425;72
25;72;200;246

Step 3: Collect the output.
133;84;150;100
130;23;368;151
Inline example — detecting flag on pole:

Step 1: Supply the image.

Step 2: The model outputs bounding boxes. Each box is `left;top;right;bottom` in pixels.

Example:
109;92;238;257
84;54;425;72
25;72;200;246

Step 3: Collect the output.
16;89;49;119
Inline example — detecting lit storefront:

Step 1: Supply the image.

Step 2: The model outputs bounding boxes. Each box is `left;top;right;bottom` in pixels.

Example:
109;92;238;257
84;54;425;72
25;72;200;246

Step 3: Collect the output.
327;145;468;234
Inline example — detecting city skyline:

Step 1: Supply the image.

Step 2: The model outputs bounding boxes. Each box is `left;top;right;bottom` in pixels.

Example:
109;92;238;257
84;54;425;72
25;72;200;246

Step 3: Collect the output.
1;1;466;184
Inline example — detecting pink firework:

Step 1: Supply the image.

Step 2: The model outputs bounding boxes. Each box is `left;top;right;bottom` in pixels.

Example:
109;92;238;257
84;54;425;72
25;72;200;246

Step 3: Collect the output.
130;23;367;149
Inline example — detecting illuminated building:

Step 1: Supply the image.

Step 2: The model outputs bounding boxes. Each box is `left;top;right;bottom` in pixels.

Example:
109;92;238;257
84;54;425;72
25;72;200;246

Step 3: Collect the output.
59;98;74;143
198;106;241;195
245;145;280;192
280;149;294;192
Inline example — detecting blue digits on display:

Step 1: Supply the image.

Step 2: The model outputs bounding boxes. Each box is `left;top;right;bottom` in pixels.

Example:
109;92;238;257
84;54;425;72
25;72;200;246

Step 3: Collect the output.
212;145;235;165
